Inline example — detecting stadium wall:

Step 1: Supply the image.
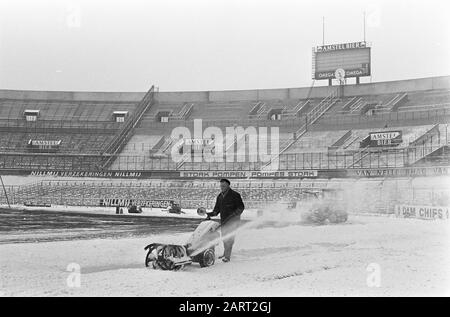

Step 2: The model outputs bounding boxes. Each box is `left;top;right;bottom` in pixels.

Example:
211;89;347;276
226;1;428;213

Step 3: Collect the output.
1;76;448;104
343;76;450;96
0;90;144;102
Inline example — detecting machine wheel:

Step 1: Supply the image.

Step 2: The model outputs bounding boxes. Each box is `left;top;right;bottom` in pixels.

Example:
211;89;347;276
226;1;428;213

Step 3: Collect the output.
199;248;215;267
173;264;185;271
145;251;153;267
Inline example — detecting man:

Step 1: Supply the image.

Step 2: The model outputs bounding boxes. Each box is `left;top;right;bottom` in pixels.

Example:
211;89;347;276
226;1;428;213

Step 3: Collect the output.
206;178;245;262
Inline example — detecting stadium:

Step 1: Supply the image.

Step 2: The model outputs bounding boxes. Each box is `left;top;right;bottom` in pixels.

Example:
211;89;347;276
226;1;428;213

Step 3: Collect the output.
1;1;449;298
1;75;449;210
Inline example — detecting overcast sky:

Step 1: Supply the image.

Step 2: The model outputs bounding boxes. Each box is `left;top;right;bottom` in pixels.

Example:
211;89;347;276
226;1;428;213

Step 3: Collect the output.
0;0;449;92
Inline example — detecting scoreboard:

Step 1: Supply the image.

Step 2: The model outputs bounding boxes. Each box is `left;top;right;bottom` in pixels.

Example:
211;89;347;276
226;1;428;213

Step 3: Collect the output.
312;41;371;80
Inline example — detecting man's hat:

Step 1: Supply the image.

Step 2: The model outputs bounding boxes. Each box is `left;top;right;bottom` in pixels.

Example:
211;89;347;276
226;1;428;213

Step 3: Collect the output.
220;178;230;185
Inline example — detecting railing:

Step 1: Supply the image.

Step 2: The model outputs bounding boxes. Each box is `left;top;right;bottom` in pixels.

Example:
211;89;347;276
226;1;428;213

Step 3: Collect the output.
293;100;311;116
2;141;444;172
342;97;358;112
316;108;450;127
405;124;447;166
0;152;105;171
347;146;370;168
306;89;339;124
280;100;311;119
1;102;440;136
260;89;340;169
385;92;408;111
397;102;450;112
158;137;174;155
349;99;367;114
98;145;450;171
131;107;450;135
171;103;194;120
342;134;359;149
257;103;268;118
175;133;248;170
248;101;265;116
409;124;441;147
101;85;155;168
182;103;194;120
0;118;121;132
149;136;167;155
334;102;450;116
3;178;444;214
328;130;352;151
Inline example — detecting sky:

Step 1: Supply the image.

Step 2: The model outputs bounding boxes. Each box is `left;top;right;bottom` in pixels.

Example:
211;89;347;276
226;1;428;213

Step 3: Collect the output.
0;0;449;92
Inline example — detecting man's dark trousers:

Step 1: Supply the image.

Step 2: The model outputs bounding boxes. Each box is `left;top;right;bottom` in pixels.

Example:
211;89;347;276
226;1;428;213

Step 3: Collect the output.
208;188;245;260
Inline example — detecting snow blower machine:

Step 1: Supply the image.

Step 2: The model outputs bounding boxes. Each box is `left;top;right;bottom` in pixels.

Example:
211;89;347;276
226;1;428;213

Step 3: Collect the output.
144;208;220;270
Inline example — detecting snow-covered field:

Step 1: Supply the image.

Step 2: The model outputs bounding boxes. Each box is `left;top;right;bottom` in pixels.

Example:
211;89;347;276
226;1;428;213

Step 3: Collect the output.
1;213;449;297
12;205;258;220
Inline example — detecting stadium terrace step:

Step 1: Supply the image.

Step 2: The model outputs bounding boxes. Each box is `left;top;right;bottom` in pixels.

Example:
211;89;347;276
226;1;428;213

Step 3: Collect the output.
260;89;340;169
0;131;114;154
397;102;450;113
402;89;450;107
328;130;352;152
283;130;349;154
405;124;448;166
249;101;265;116
411;145;450;166
0;99;138;122
281;99;312;119
341;97;360;112
385;93;408;111
0;84;449;174
5;178;444;215
173;103;194;120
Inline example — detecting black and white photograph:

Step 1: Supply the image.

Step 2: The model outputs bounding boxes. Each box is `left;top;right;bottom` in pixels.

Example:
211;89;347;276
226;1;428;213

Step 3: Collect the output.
0;0;449;300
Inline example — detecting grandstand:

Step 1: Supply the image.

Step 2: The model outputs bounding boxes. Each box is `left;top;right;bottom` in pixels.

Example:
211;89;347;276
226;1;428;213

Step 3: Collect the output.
0;76;449;214
0;76;449;171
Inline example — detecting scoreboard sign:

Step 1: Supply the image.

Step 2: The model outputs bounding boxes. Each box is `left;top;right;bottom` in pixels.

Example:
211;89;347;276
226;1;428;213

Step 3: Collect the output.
360;131;403;148
312;41;371;80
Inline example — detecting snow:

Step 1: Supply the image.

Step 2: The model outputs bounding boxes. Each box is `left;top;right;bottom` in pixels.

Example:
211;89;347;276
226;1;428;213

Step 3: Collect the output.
1;214;449;296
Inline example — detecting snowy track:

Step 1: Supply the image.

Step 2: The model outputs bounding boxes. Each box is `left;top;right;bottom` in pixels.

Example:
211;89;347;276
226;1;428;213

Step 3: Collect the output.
1;215;449;296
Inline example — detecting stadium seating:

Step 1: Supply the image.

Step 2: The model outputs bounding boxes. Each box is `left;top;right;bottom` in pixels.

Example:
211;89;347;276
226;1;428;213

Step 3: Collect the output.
399;89;450;112
5;177;448;213
0;132;114;154
0;78;449;172
108;134;164;170
100;87;450;171
0;99;138;122
284;130;349;153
